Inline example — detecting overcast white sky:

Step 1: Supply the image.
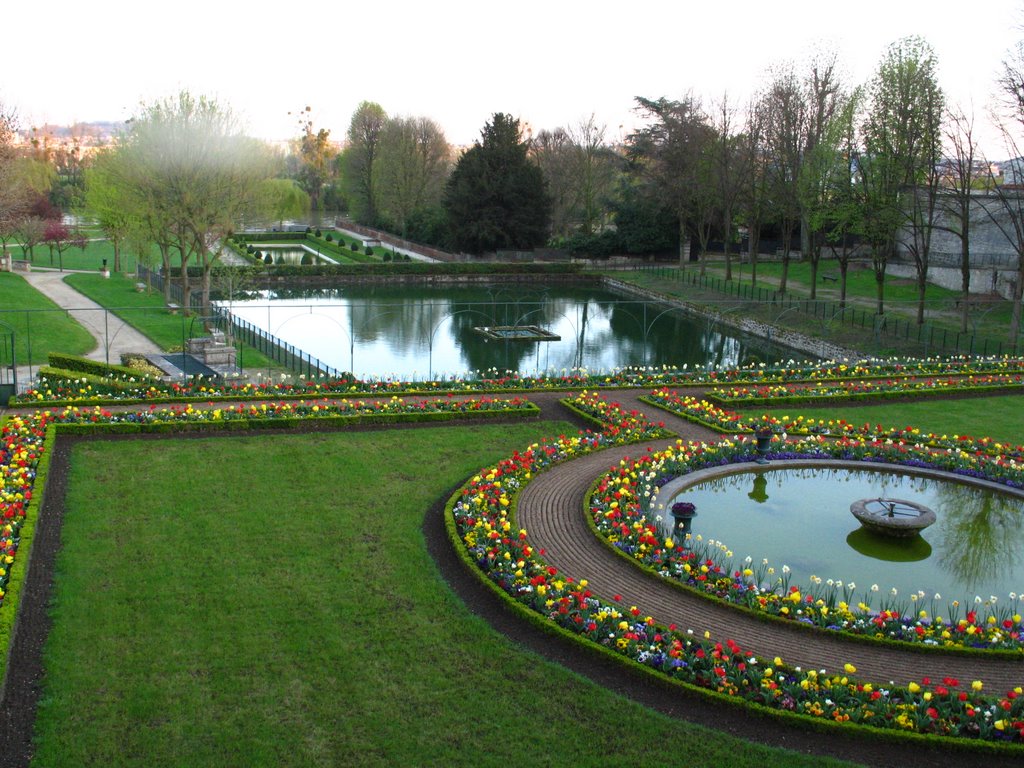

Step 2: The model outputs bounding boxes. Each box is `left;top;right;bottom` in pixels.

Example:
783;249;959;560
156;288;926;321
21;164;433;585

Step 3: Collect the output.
3;0;1023;156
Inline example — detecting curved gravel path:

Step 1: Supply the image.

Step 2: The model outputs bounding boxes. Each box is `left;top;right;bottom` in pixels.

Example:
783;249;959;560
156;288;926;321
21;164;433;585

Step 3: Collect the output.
517;388;1024;692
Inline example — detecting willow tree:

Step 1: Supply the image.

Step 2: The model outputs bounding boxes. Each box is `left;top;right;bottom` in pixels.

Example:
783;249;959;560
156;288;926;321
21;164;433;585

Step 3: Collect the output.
114;92;275;313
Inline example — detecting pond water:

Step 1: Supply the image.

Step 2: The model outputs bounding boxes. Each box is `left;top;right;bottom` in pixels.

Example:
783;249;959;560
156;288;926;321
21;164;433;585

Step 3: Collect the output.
223;284;802;379
659;466;1024;603
248;246;337;266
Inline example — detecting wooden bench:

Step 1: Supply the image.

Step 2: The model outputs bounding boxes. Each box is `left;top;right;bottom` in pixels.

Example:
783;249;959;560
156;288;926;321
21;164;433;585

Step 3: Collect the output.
821;273;838;284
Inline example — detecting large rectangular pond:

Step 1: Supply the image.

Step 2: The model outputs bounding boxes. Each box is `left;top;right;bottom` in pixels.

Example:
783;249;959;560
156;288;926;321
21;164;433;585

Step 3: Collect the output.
222;283;806;379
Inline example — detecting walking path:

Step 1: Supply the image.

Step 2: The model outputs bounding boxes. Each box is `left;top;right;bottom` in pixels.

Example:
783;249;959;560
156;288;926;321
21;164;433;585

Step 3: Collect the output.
9;269;161;391
516;388;1024;692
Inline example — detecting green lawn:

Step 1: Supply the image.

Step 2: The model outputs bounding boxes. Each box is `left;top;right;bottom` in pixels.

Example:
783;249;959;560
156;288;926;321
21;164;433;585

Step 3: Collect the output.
0;272;95;365
33;423;848;768
10;238;159;275
735;393;1024;446
64;272;286;372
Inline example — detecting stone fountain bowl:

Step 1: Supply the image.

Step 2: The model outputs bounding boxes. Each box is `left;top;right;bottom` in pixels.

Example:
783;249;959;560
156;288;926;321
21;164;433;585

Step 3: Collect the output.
850;498;937;538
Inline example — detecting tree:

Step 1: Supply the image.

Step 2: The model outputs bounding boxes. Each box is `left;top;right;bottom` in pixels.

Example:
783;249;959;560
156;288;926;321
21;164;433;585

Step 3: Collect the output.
530;127;576;238
0;104;30;259
114;91;275;314
710;95;747;281
16;215;46;260
43;219;86;271
260;178;310;228
345;101;388;225
289;106;336;212
857;36;944;317
738;98;772;286
626;95;715;270
565;115;619;236
988;39;1024;346
374;115;450;238
443;113;550;255
796;54;847;299
759;65;806;295
84;149;135;272
941;108;982;333
812;90;863;308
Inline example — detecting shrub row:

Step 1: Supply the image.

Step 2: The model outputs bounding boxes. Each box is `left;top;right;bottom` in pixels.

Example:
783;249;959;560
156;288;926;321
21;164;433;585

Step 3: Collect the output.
46;353;156;382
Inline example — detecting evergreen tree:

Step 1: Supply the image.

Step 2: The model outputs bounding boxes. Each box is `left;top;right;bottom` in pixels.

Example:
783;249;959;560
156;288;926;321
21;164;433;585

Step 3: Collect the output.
443;113;550;255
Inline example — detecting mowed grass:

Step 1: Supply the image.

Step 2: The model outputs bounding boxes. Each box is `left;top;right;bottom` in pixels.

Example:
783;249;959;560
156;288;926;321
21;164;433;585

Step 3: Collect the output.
737;393;1024;446
33;424;847;768
0;272;95;364
64;272;285;372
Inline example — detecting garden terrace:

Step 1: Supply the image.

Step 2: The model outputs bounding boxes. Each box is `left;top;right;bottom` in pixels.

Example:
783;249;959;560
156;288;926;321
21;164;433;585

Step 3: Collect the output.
3;380;1024;764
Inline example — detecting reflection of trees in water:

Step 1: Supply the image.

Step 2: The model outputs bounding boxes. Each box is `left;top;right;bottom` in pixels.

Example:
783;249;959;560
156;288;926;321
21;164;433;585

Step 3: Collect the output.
932;483;1022;591
668;467;1023;594
233;283;799;372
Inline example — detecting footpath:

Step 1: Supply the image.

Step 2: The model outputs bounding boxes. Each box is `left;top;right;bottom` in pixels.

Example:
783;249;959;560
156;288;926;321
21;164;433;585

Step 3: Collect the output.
8;269;162;394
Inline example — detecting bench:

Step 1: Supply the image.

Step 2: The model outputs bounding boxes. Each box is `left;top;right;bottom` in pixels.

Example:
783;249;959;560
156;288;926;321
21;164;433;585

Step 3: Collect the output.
167;303;181;314
821;273;838;284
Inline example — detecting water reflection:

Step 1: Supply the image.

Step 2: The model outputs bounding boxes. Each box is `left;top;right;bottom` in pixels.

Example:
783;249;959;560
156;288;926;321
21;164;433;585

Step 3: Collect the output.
222;284;797;378
660;467;1024;600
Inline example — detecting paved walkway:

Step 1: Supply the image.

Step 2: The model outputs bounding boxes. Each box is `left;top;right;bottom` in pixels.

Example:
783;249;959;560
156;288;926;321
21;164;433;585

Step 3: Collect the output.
9;269;162;391
517;388;1024;692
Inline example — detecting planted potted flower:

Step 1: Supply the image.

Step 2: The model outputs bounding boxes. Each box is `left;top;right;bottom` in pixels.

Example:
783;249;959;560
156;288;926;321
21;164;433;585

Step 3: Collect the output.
670;501;698;539
753;424;774;463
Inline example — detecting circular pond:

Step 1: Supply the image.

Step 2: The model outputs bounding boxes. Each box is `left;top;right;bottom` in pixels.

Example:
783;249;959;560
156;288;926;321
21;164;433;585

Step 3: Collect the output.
658;465;1024;603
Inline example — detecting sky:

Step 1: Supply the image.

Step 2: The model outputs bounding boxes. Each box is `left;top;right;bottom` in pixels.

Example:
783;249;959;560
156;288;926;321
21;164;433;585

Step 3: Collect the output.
3;0;1023;156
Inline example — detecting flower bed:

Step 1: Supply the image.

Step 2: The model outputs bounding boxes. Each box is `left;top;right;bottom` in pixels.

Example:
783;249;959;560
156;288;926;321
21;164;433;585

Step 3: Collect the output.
448;393;1024;747
14;354;1024;407
642;388;1024;457
707;374;1024;406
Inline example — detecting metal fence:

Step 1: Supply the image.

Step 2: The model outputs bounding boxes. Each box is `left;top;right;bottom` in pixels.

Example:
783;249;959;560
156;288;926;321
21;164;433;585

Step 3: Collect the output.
630;265;1019;358
137;265;341;379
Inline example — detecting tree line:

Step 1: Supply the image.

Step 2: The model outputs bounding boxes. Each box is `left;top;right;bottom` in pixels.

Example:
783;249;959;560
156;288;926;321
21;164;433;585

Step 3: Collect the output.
4;34;1024;341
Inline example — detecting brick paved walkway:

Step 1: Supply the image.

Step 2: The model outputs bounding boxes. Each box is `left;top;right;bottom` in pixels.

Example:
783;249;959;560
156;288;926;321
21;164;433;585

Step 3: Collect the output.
519;389;1024;691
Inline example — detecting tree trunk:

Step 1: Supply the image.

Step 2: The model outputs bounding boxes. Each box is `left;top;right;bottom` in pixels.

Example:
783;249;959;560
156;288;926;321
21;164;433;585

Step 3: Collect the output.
916;275;927;326
678;218;689;270
748;229;760;286
112;239;121;273
159;243;172;305
1011;263;1024;349
959;238;971;334
723;206;733;282
839;259;849;309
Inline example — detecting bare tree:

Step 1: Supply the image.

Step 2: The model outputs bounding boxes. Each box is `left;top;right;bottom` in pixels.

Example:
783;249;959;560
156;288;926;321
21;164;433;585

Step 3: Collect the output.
566;115;618;236
941;107;983;332
375;115;451;238
710;95;746;281
759;64;806;295
988;40;1024;345
738;98;771;286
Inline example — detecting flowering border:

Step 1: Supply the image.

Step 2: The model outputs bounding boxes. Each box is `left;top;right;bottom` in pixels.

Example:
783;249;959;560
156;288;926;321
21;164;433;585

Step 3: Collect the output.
641;388;1024;457
15;353;1024;407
